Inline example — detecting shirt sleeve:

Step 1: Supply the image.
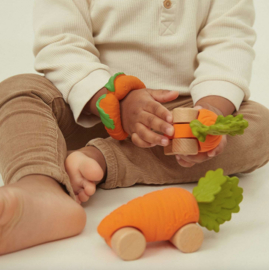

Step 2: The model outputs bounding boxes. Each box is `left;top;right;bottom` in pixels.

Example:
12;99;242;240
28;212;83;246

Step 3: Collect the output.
190;0;257;111
33;0;111;128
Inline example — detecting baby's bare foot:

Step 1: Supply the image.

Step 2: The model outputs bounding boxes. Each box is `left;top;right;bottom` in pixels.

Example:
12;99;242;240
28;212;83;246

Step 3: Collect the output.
0;175;86;255
65;146;107;204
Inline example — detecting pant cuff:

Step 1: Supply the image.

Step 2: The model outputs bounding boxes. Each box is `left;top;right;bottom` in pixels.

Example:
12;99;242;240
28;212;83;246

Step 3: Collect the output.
9;165;76;200
86;138;118;189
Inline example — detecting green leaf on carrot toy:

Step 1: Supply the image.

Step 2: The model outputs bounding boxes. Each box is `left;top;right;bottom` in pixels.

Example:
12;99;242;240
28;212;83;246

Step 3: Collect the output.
192;169;226;203
96;94;115;129
190;114;248;142
193;169;243;232
104;72;125;93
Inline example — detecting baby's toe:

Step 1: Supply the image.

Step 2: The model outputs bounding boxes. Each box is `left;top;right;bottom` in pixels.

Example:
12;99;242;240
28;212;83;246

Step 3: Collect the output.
83;180;96;196
78;190;90;203
65;150;104;200
80;158;104;182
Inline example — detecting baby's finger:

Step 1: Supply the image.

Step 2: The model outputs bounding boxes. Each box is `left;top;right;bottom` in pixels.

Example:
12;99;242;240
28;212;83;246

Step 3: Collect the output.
135;123;170;146
176;152;211;164
147;89;179;104
139;111;174;136
175;156;195;167
143;100;173;123
131;133;155;148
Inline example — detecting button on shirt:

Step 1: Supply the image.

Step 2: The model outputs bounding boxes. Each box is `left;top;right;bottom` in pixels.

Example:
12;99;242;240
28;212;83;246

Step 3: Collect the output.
163;0;172;9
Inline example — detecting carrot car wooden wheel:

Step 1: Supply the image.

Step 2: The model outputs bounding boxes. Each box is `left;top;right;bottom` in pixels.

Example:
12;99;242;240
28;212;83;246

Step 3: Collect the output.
169;223;204;253
111;227;146;261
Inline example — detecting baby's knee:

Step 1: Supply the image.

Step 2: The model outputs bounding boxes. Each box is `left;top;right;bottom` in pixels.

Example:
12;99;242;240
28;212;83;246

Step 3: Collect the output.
241;100;269;157
247;101;269;134
0;74;42;93
0;74;62;106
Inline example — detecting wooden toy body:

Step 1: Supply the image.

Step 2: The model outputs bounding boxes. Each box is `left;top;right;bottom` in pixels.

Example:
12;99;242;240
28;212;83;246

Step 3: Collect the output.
164;108;222;155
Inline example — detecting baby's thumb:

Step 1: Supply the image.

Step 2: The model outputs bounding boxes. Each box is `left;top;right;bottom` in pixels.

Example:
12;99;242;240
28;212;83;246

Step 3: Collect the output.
148;89;179;103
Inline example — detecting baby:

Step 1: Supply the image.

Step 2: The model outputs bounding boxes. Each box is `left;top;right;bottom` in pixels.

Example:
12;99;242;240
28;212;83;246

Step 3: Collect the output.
0;0;269;256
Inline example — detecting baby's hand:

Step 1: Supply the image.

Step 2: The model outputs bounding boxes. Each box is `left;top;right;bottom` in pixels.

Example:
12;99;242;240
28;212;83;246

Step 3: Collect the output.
120;88;179;148
175;105;228;167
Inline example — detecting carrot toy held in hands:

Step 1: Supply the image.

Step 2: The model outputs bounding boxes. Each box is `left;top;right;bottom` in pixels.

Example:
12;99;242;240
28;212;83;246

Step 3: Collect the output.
164;107;248;155
97;169;243;261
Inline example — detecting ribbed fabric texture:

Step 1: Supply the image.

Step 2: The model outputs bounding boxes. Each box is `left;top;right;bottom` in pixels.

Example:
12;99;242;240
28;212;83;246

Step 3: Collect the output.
33;0;256;128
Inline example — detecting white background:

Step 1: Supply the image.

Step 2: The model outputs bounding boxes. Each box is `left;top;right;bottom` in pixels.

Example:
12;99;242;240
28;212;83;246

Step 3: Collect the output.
0;1;269;269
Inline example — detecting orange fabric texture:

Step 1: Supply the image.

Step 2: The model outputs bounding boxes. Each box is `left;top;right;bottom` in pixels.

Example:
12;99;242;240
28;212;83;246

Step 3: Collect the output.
198;134;222;152
114;75;146;100
173;124;196;138
197;109;222;152
99;73;146;140
197;109;218;126
98;188;199;247
99;93;128;140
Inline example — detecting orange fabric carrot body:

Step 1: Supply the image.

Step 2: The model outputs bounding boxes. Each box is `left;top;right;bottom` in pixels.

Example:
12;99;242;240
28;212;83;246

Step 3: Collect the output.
97;188;199;247
173;124;196;138
196;109;222;152
97;73;146;140
114;74;145;100
99;93;128;140
197;109;222;152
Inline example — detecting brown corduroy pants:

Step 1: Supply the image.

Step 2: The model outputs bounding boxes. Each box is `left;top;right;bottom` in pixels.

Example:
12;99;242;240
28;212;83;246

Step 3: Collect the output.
0;74;269;200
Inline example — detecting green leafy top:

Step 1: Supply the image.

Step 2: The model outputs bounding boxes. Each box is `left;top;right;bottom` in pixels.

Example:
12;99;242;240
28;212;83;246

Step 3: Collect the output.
104;72;125;92
193;169;227;203
190;114;248;142
193;169;243;232
96;94;115;130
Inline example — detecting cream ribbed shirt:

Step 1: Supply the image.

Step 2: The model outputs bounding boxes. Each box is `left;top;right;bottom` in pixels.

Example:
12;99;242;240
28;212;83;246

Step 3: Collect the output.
33;0;256;128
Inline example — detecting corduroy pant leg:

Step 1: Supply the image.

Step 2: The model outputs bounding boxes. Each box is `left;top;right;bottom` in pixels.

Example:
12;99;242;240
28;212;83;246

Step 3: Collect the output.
0;73;109;199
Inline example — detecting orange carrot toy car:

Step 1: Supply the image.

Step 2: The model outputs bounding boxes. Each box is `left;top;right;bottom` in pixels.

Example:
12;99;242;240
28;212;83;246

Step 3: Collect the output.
97;169;243;261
